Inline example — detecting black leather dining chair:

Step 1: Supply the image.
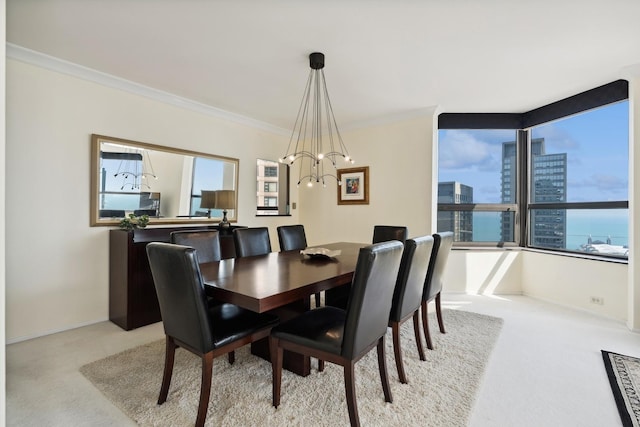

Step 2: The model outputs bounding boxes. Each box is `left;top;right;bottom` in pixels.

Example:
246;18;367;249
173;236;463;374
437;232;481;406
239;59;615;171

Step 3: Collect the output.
170;230;236;364
277;224;307;252
233;227;272;257
388;235;434;383
421;231;454;350
325;225;409;310
146;242;278;427
277;224;322;307
270;241;404;427
170;230;222;263
372;225;408;244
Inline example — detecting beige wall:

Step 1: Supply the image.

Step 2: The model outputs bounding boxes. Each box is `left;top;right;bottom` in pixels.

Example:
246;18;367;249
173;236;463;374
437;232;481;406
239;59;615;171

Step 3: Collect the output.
5;59;295;342
299;115;436;246
5;55;635;342
444;250;523;295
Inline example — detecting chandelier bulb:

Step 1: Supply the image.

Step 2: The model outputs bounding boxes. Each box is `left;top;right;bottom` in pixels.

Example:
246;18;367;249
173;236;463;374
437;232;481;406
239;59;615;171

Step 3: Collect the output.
307;181;313;187
317;153;324;160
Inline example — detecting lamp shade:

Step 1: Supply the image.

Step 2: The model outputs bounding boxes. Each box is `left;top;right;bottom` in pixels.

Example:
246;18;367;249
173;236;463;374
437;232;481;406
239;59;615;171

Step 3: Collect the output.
200;190;217;210
214;190;236;210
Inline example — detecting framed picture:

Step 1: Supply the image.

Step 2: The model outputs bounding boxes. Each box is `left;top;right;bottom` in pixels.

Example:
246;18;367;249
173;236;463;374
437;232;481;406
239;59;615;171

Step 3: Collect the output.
337;166;369;205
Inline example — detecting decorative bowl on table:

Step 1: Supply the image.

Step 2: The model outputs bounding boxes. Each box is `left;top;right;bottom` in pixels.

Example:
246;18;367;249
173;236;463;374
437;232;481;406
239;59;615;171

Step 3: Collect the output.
300;247;342;259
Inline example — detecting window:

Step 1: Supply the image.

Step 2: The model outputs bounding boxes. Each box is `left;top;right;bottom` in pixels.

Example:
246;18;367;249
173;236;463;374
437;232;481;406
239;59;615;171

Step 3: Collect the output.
264;166;278;177
437;129;519;244
189;156;235;217
438;80;629;259
256;159;290;215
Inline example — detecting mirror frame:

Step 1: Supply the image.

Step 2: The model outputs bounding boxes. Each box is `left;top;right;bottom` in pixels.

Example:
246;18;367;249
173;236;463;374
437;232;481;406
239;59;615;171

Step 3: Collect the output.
90;134;240;226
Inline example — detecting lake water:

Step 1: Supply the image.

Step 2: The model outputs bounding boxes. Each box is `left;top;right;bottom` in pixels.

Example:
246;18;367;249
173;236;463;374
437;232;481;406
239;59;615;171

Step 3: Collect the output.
471;211;628;250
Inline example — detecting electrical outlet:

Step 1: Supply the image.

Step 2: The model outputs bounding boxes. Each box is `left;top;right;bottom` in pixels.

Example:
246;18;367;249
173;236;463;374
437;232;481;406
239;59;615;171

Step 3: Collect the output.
590;296;604;305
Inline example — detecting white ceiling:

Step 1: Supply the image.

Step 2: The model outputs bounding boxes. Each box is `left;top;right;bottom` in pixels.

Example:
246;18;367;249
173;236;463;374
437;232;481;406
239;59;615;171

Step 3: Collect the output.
7;0;640;130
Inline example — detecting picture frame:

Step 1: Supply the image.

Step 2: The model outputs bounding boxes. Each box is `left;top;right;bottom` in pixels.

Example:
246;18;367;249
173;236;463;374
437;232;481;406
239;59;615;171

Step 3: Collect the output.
337;166;369;205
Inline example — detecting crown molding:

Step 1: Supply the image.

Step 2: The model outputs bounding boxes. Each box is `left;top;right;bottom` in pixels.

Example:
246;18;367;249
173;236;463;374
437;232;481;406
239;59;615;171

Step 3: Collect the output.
340;106;438;132
6;43;290;136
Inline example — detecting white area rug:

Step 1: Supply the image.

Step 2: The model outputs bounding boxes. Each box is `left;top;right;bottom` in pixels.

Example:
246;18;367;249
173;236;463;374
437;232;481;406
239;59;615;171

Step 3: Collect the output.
80;310;502;426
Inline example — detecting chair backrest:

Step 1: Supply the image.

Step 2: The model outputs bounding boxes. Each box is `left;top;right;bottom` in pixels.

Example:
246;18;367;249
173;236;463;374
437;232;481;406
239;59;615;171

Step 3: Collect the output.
342;241;404;359
170;230;222;263
389;235;435;322
372;225;408;244
423;231;454;302
146;242;214;353
233;227;272;257
277;225;307;251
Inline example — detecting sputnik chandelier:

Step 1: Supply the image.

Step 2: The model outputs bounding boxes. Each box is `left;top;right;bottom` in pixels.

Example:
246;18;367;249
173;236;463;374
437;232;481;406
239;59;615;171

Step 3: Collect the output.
281;52;354;187
114;148;157;190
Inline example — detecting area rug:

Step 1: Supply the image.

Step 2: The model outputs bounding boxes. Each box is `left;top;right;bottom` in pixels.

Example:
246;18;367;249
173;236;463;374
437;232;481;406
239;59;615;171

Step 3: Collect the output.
81;310;503;426
602;350;640;427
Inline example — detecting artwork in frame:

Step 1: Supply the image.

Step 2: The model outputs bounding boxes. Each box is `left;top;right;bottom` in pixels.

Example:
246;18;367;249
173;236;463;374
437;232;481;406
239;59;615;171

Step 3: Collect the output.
337;166;369;205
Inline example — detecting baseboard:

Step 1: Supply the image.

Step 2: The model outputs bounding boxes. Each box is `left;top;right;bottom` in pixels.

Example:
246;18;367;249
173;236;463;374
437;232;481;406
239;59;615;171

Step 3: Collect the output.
6;317;109;345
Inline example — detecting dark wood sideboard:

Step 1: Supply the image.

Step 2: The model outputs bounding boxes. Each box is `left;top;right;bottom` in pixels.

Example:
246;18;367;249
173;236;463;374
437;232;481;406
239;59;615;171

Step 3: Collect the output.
109;225;244;330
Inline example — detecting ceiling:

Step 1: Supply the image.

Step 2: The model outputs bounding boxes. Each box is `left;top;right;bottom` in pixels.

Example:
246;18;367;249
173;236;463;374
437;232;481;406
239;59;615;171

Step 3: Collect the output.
7;0;640;131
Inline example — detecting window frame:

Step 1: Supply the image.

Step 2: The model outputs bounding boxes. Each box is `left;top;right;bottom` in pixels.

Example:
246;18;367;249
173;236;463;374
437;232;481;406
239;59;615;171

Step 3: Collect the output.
437;80;629;258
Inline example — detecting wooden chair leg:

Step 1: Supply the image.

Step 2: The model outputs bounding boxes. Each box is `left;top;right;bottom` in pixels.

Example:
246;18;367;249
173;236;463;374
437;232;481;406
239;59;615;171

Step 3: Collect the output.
315;292;321;308
421;300;433;350
318;359;325;372
391;322;407;384
228;350;235;364
412;310;426;361
377;336;393;403
158;336;176;404
435;293;446;334
195;352;213;427
270;336;283;408
344;362;360;427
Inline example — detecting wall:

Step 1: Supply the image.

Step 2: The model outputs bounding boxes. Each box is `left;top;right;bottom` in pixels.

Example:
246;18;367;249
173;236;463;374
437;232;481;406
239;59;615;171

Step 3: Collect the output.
5;59;295;342
522;251;628;322
444;249;523;294
6;55;634;342
300;115;435;245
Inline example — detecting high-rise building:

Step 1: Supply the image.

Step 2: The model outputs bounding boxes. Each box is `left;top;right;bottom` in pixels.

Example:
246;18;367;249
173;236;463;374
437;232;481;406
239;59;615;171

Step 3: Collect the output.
438;181;473;242
501;138;567;248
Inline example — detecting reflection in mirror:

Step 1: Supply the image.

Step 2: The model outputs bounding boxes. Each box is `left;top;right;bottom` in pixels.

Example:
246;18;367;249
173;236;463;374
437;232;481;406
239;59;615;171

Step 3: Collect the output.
91;134;239;226
256;159;290;216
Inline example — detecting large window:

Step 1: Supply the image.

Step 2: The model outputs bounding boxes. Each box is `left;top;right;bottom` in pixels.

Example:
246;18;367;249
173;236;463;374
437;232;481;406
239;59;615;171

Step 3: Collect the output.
438;80;629;259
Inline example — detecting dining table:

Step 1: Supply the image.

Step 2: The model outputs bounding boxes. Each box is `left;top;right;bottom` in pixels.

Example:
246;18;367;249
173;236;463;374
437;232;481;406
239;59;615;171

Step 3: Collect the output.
199;241;364;376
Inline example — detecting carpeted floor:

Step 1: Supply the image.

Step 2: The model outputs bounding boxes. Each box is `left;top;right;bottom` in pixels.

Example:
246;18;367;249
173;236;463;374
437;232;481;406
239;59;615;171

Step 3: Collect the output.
602;350;640;427
80;310;502;426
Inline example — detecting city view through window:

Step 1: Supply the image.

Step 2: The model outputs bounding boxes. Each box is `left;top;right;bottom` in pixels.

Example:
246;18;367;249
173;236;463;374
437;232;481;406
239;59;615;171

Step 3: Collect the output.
438;101;629;258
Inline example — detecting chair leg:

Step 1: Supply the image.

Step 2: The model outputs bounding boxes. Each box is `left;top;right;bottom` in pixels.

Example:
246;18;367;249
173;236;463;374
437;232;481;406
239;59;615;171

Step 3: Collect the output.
421;300;433;350
391;321;407;384
270;336;283;408
158;336;176;404
412;310;426;361
344;362;360;427
377;336;393;403
318;359;325;372
436;292;446;334
195;352;213;427
228;350;235;364
315;292;321;308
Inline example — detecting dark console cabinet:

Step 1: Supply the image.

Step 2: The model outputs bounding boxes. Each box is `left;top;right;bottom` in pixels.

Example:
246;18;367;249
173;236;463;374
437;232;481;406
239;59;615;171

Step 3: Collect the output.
109;225;242;330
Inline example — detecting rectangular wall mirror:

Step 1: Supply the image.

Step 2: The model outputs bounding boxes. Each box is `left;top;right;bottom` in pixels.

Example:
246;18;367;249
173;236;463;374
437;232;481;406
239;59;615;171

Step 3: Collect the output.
90;134;239;226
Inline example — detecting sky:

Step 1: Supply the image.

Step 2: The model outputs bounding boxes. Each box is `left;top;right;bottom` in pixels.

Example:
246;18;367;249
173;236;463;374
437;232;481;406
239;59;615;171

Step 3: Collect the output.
438;100;629;204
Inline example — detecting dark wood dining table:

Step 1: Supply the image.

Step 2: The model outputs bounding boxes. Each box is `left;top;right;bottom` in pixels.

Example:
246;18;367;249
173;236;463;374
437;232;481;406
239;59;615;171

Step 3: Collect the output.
199;241;364;376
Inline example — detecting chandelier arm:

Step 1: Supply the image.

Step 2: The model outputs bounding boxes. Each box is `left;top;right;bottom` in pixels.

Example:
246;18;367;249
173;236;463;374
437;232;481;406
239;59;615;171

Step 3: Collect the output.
284;70;314;160
144;150;157;178
322;71;352;162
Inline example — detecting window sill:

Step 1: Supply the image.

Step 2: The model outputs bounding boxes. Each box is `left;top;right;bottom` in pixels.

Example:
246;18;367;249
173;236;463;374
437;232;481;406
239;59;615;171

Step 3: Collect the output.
452;245;628;264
